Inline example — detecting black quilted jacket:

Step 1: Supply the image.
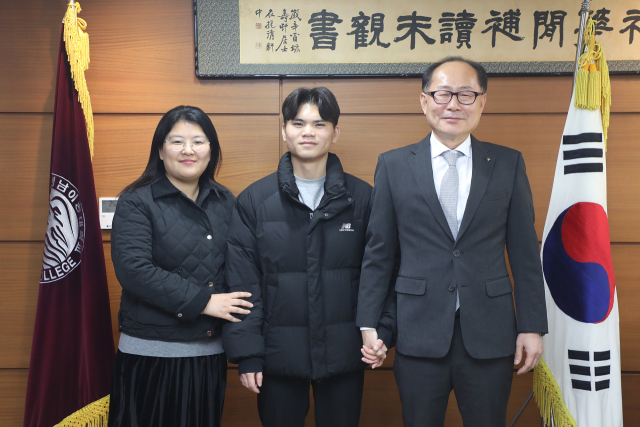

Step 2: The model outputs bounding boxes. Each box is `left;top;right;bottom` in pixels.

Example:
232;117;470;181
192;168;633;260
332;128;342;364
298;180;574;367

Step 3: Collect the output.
222;153;393;380
111;176;235;342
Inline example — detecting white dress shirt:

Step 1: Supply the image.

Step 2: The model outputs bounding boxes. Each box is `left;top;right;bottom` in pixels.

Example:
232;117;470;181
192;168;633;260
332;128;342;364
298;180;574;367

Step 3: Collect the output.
430;133;473;232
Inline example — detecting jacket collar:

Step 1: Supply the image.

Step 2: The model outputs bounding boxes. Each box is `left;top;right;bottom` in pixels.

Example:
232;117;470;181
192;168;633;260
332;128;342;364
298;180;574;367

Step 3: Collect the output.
409;133;494;244
278;152;348;200
151;175;213;204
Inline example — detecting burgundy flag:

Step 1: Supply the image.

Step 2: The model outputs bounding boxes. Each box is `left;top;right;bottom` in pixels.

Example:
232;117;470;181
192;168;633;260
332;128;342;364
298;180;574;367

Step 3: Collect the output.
23;14;115;427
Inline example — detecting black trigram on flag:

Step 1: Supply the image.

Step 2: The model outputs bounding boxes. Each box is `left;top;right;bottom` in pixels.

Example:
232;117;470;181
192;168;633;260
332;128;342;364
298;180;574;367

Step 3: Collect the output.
568;349;611;391
562;132;604;175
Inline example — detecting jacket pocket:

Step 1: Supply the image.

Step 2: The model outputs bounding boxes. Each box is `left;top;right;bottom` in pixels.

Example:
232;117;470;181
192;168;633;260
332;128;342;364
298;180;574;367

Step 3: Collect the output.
481;191;509;202
485;276;513;297
395;276;427;296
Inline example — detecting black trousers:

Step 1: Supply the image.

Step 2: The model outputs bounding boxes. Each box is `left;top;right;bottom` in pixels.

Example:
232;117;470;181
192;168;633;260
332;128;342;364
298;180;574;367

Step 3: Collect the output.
394;317;513;427
257;370;365;427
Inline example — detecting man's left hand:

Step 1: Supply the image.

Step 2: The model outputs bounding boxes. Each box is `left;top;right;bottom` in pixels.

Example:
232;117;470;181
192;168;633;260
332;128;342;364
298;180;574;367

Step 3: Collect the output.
514;332;543;375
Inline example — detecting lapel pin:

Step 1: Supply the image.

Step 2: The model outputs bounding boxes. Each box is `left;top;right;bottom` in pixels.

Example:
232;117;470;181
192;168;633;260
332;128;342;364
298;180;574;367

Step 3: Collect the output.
486;157;491;161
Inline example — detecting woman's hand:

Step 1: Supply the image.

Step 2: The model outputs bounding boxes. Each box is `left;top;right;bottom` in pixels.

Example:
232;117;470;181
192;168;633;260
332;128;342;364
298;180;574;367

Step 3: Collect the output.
203;292;252;321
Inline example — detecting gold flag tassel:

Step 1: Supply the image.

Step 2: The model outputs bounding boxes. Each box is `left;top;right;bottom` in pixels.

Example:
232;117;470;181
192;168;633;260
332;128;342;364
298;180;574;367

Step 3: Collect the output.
63;2;95;159
533;358;577;427
53;395;110;427
574;18;612;149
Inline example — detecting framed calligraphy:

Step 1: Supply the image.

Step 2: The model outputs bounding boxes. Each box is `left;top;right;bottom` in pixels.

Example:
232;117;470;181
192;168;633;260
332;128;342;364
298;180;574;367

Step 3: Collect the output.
194;0;640;77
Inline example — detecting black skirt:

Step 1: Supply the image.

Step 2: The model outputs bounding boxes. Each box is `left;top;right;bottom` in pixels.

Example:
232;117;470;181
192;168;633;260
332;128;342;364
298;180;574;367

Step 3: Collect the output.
107;350;227;427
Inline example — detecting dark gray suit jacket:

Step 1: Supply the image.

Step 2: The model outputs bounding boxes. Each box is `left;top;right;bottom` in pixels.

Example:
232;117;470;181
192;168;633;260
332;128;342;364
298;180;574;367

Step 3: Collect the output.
356;134;548;360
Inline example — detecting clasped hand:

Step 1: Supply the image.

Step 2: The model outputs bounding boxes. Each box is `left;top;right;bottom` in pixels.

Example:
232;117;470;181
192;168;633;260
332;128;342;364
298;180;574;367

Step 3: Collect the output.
361;329;388;369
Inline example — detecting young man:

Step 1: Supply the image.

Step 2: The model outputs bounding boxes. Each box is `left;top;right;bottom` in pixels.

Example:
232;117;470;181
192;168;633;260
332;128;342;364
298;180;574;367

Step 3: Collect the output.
357;57;548;426
223;87;393;427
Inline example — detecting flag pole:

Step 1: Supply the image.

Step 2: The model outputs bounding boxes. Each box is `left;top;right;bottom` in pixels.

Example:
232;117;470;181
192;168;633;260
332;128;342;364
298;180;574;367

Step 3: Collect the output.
572;0;591;95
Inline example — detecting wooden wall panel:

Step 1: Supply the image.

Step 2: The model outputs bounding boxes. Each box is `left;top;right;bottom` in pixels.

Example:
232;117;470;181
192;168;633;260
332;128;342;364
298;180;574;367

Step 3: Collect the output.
0;0;279;114
282;75;640;115
614;245;640;372
0;369;28;427
84;0;280;114
92;114;280;199
104;244;123;349
0;114;52;241
0;0;64;113
0;244;41;369
622;374;640;426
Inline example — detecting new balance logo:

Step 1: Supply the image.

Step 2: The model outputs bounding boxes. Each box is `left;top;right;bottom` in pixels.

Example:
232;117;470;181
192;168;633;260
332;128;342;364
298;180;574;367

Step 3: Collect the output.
339;223;354;232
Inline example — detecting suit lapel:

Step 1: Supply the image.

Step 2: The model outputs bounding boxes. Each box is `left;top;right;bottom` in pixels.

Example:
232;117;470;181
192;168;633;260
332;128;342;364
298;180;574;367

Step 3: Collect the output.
457;137;494;243
409;134;455;241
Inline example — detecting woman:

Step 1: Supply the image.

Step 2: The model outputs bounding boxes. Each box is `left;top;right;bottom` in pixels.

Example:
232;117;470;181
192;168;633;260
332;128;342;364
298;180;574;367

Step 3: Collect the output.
108;106;252;427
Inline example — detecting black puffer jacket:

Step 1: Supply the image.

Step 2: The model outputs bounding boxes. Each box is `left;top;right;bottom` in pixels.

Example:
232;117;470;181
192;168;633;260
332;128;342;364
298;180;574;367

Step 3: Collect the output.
111;176;235;342
223;153;392;380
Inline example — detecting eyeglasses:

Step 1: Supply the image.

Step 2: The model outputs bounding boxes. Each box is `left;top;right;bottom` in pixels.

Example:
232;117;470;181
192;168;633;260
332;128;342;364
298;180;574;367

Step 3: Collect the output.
164;138;211;152
425;90;483;105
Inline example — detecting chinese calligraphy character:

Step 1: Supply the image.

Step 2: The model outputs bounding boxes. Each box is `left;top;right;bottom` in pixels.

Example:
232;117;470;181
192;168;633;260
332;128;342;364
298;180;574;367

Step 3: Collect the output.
455;9;477;49
369;13;390;47
439;12;455;44
255;9;262;19
266;20;274;29
394;11;435;50
574;8;613;35
290;9;302;21
533;10;568;49
347;11;370;49
266;42;274;52
279;9;288;22
291;20;300;42
276;35;288;52
280;23;288;33
620;9;640;44
265;9;275;18
481;9;524;48
308;9;344;50
267;29;275;40
291;44;300;53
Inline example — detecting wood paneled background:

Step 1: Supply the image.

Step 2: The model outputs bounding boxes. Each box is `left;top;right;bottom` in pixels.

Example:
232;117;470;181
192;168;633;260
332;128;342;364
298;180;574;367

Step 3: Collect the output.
1;0;638;425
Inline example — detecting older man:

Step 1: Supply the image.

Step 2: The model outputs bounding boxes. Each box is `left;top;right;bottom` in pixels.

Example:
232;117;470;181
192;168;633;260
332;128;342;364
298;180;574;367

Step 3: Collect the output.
357;57;548;426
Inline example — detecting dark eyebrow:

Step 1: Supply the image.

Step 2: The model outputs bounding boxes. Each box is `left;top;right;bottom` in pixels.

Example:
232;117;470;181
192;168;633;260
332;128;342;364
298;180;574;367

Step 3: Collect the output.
166;133;206;138
434;85;475;90
292;118;327;123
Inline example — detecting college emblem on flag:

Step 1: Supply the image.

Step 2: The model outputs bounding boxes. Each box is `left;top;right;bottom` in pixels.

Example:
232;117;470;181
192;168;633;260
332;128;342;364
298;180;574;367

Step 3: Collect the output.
533;17;622;427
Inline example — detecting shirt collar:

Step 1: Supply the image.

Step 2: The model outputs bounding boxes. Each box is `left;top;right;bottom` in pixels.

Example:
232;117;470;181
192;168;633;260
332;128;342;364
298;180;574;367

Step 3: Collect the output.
430;133;472;159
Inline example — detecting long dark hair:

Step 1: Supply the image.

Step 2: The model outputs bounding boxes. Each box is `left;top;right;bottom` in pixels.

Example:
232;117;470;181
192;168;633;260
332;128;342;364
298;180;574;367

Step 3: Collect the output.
121;105;224;195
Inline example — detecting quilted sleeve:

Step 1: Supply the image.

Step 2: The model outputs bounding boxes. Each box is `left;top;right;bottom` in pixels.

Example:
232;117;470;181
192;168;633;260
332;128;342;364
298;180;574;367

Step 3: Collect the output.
222;192;265;372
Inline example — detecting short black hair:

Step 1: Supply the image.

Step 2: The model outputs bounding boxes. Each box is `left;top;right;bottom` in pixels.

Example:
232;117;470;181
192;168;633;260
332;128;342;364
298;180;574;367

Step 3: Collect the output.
422;56;488;94
121;105;223;195
282;87;340;126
